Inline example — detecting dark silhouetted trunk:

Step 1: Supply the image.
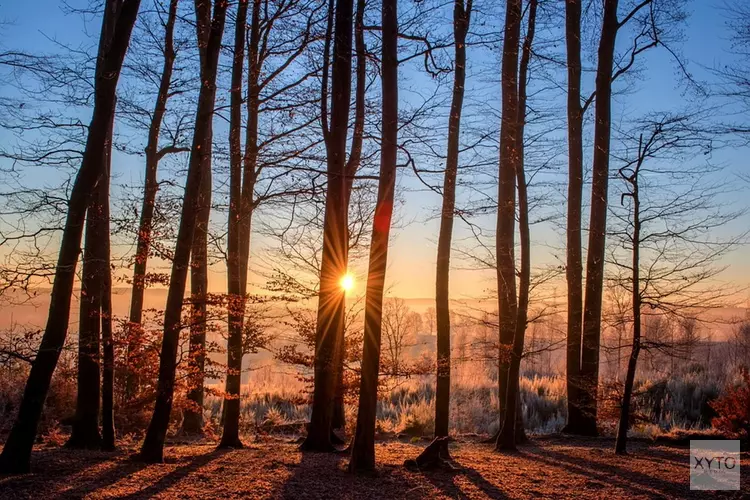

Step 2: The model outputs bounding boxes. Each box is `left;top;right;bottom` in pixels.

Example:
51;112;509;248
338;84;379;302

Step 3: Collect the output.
497;0;534;451
615;136;643;455
67;162;106;451
332;0;366;433
579;0;619;437
302;0;353;452
101;104;116;451
348;0;397;473
219;0;250;448
139;0;227;463
563;0;587;436
494;0;521;452
434;0;471;440
126;0;180;401
182;148;211;435
511;0;536;445
0;0;140;474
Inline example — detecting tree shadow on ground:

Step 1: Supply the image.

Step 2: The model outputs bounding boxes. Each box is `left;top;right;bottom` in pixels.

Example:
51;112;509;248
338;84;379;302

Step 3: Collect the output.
118;449;225;499
523;446;689;498
420;464;510;499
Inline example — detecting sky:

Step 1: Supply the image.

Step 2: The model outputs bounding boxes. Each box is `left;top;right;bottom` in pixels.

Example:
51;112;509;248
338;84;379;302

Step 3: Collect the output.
0;0;748;305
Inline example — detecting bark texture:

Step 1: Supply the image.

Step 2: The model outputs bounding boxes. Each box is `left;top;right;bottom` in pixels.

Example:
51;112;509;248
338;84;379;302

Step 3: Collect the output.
348;0;398;473
139;0;227;463
0;0;141;474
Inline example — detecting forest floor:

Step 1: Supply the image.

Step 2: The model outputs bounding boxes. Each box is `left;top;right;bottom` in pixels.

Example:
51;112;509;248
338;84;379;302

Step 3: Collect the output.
0;435;747;499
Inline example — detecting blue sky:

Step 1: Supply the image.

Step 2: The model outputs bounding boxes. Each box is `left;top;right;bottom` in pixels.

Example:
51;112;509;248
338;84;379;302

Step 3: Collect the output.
1;0;748;301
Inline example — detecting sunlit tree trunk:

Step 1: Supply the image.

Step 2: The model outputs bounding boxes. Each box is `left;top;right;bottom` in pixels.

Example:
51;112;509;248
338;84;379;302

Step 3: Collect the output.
220;0;250;448
139;0;227;463
434;0;471;440
332;0;367;434
302;0;353;452
0;0;141;474
348;0;398;473
494;0;521;452
580;0;619;437
126;0;180;402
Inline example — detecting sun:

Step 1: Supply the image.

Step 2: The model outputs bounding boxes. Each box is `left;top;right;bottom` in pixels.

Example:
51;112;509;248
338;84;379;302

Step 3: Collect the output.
340;273;355;292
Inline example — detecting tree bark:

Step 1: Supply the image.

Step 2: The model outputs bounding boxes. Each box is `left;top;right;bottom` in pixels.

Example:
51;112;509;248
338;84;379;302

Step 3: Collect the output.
579;0;619;437
434;0;471;440
302;0;353;452
496;0;534;451
101;101;116;451
0;0;140;474
181;146;211;435
511;0;536;445
126;0;180;402
219;0;250;448
615;136;642;456
494;0;521;452
347;0;398;473
66;161;105;451
563;0;587;436
332;0;367;433
139;0;227;463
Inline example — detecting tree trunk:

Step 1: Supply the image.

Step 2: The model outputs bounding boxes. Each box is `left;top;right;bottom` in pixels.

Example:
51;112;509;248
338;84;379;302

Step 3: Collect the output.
139;0;227;463
302;0;353;453
434;0;471;440
331;0;367;434
563;0;587;436
496;0;534;451
219;0;250;449
615;136;642;456
181;148;211;435
0;0;140;474
579;0;619;437
126;0;179;402
511;0;536;446
101;103;116;451
347;0;398;474
494;0;521;452
66;164;106;451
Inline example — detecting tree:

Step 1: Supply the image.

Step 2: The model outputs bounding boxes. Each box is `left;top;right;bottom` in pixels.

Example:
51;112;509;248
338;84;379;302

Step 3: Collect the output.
0;0;141;474
302;0;354;452
563;0;586;435
433;0;471;442
572;0;685;436
125;0;185;402
219;0;250;447
138;0;227;463
496;0;535;452
610;113;742;454
348;0;398;473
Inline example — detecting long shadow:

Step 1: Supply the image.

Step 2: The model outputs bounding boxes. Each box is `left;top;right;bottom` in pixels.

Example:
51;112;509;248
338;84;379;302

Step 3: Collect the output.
119;449;225;499
278;449;352;499
423;463;510;500
59;454;149;498
524;447;689;498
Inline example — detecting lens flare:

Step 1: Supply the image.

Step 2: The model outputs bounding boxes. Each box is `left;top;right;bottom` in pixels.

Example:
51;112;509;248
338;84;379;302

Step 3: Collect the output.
340;273;355;292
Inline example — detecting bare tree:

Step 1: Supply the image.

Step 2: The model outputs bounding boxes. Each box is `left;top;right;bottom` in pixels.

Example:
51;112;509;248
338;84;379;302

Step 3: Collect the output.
610;113;743;454
138;0;227;464
0;0;141;474
302;0;354;452
348;0;398;473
